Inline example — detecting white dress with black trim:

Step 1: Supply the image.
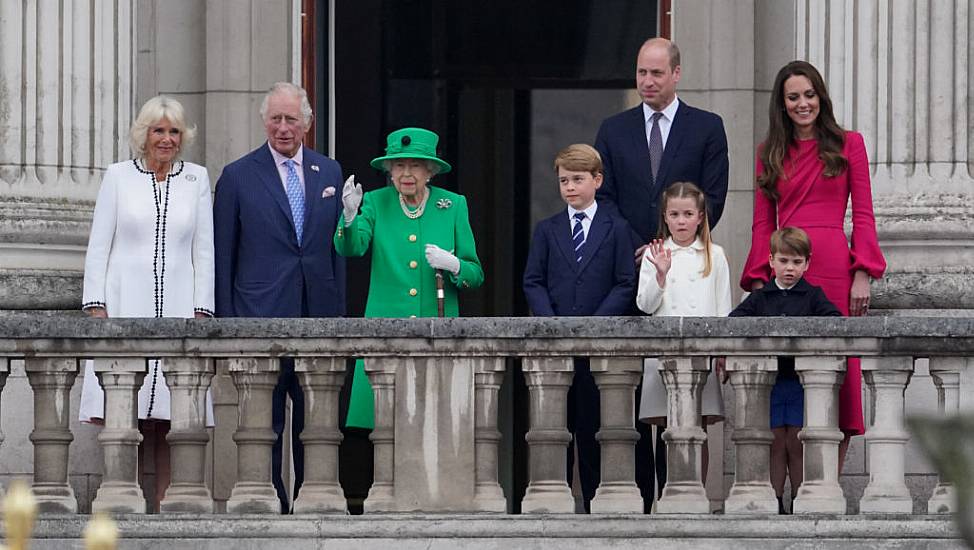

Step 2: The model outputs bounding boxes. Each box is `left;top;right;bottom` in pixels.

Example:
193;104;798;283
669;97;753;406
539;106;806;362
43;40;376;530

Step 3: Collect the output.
79;159;215;424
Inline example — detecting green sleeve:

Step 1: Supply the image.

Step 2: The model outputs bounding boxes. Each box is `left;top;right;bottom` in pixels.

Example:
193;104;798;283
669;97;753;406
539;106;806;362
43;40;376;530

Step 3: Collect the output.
334;191;376;257
449;195;485;290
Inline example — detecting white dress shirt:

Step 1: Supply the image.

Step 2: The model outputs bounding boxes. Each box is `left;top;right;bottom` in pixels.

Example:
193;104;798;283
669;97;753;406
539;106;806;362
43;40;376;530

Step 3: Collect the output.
268;143;306;192
567;200;599;241
643;96;681;151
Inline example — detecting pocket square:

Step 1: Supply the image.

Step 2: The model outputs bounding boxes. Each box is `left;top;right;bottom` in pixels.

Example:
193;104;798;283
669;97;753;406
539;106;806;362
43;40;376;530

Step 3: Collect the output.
322;186;336;198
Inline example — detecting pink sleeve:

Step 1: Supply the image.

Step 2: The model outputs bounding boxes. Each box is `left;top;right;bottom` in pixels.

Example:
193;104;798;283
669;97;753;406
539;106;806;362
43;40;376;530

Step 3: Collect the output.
740;153;775;291
845;132;887;279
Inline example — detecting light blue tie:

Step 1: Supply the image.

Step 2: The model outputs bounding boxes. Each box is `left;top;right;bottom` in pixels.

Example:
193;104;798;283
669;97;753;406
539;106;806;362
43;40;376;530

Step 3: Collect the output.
572;212;586;263
284;159;305;242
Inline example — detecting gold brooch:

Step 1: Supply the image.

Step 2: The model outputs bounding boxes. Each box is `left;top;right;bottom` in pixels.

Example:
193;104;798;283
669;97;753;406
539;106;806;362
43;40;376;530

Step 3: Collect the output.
436;198;452;209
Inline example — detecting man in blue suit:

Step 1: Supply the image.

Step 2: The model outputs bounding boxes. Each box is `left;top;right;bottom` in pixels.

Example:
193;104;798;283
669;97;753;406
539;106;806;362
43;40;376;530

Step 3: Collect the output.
594;38;729;512
214;82;346;513
523;144;635;512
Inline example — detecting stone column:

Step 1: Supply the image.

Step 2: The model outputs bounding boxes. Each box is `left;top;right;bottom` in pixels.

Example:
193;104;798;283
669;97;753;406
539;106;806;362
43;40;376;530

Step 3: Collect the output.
520;357;574;514
364;357;397;512
24;357;79;513
0;359;8;505
0;0;134;309
796;0;974;309
91;358;146;513
472;358;507;512
292;357;346;514
656;356;710;514
589;357;642;513
226;358;280;514
927;356;963;513
724;356;778;514
793;355;846;514
859;356;913;514
160;357;215;514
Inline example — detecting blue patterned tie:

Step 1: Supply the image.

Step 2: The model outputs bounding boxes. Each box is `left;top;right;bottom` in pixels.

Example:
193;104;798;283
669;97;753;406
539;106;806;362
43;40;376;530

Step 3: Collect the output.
649;111;663;184
572;212;586;264
284;159;305;242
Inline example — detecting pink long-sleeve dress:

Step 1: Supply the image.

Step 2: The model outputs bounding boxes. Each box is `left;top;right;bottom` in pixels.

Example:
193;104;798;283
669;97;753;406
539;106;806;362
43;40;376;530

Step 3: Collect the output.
740;131;886;435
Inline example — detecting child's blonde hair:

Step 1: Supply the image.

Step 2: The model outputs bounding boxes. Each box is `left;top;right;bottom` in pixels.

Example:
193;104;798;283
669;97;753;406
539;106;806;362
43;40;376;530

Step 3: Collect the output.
770;227;812;259
553;144;603;177
658;181;714;277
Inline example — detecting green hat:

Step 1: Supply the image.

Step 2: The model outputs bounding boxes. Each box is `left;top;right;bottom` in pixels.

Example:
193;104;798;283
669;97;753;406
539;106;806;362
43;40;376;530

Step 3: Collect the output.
370;127;452;174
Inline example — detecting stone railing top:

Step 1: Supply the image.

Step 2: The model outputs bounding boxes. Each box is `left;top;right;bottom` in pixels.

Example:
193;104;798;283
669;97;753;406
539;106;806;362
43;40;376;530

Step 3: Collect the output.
2;314;974;358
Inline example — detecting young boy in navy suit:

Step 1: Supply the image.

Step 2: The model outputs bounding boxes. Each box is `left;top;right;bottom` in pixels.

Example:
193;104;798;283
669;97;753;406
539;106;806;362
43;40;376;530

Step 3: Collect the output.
523;144;636;512
729;226;840;514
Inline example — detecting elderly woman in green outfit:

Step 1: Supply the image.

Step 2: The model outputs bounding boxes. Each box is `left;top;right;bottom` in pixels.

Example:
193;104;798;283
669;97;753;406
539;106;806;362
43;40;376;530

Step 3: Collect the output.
336;127;484;429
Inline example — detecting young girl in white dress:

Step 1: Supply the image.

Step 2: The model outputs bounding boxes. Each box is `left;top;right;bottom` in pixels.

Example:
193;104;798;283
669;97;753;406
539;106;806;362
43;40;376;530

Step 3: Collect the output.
635;181;732;488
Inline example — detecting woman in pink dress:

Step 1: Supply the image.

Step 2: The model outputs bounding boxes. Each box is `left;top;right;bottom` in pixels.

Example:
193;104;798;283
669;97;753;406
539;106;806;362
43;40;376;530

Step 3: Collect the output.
741;60;886;467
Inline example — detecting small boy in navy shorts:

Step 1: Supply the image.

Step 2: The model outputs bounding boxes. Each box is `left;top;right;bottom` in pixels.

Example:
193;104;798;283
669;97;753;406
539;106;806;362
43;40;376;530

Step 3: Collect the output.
729;226;840;514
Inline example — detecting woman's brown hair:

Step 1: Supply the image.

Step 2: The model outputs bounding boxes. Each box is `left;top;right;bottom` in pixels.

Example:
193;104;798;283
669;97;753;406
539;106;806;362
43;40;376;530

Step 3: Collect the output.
758;60;847;201
657;182;714;277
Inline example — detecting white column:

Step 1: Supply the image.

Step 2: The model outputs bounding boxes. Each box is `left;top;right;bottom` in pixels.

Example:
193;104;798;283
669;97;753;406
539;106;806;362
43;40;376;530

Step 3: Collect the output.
589;357;643;514
656;356;710;514
91;358;146;514
293;357;347;514
724;356;778;514
364;358;397;512
520;357;574;514
226;358;280;514
160;358;215;514
25;357;79;513
472;358;507;512
927;356;963;513
793;356;846;515
859;356;913;514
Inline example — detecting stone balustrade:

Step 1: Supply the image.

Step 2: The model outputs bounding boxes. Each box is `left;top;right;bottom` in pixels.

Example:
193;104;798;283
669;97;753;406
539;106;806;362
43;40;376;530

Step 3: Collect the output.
0;315;971;516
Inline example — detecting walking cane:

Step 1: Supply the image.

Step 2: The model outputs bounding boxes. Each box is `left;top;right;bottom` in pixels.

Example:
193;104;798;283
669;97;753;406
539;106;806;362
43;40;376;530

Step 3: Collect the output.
435;270;445;317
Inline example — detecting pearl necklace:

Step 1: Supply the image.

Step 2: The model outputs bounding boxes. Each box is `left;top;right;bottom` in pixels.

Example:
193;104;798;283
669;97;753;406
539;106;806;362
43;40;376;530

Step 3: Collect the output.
399;188;430;219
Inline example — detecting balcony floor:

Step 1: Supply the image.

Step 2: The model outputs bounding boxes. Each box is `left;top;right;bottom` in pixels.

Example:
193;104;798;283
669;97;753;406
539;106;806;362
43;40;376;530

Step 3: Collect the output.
22;513;964;549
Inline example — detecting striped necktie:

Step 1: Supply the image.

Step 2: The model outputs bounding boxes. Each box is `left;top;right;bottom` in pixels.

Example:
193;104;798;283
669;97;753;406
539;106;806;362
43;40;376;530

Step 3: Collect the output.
572;212;586;263
284;159;305;243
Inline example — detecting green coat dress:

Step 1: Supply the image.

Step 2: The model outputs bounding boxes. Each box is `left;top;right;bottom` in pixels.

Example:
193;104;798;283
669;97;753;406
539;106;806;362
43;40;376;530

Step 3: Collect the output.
335;185;484;428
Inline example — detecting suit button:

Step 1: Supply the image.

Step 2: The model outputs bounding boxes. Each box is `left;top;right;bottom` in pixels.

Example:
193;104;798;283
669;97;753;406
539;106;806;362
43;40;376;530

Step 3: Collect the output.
409;260;418;269
409;288;418;296
409;234;417;242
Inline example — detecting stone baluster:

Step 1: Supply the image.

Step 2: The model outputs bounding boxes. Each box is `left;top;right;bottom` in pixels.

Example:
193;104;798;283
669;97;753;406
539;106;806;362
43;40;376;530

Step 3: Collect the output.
656;356;710;514
472;358;507;512
226;358;280;514
724;356;778;514
589;357;642;513
859;356;913;513
927;356;963;513
521;357;574;513
0;359;8;506
25;357;79;513
160;358;215;513
364;358;397;512
793;356;846;514
292;357;346;513
91;358;146;513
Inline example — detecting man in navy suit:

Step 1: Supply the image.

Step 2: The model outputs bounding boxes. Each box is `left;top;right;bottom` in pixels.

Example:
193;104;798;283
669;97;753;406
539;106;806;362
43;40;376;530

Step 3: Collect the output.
523;144;635;512
214;82;346;513
594;38;729;512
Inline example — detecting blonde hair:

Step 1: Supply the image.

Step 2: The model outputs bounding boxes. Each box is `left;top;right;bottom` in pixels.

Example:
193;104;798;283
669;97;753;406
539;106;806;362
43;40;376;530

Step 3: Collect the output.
553;144;603;176
129;95;196;159
658;181;714;277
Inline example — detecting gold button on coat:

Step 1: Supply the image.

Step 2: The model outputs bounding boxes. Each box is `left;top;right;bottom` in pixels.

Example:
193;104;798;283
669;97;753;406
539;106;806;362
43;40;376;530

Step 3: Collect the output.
409;288;418;296
408;234;417;242
409;260;418;269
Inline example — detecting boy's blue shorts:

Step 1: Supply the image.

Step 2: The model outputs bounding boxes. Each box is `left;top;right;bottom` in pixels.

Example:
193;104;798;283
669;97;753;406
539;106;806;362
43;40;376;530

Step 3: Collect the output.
770;376;804;428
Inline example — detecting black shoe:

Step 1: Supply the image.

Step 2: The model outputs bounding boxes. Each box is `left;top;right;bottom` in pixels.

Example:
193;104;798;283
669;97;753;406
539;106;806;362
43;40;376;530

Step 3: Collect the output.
777;496;786;515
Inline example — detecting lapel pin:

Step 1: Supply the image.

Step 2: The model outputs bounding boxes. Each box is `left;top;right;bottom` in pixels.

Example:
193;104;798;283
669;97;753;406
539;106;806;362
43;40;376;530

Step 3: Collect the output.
311;165;320;172
186;174;197;182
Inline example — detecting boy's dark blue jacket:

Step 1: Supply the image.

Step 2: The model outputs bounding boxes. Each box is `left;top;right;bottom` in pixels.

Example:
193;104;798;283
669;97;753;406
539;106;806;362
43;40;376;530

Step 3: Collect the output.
729;278;841;318
523;203;635;316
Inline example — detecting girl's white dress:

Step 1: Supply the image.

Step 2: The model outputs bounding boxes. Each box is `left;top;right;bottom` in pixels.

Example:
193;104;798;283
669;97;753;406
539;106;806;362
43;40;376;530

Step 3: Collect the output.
79;159;215;424
635;237;732;424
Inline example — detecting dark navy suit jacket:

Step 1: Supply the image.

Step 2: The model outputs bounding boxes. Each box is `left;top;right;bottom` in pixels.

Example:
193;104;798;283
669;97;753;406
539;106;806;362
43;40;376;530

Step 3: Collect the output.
214;143;346;318
594;101;729;244
523;205;635;316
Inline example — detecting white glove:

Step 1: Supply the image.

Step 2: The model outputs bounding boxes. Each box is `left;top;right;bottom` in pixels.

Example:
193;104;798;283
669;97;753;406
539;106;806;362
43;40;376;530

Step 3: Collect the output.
341;175;363;226
425;244;460;275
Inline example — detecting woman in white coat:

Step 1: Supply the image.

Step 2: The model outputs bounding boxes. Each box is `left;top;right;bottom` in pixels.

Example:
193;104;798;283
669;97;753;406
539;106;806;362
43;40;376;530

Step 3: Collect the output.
79;95;214;511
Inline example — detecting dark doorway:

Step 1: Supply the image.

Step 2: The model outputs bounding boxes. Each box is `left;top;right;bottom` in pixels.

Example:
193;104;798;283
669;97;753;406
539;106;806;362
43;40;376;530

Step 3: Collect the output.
328;0;659;511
